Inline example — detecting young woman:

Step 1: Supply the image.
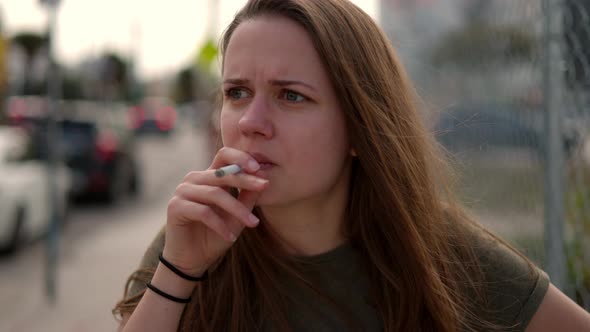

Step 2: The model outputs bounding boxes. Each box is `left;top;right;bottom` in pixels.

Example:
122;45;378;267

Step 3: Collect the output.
114;0;590;331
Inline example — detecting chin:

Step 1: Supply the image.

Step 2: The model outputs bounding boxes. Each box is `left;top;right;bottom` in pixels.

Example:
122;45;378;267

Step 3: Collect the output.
255;190;279;207
254;188;293;208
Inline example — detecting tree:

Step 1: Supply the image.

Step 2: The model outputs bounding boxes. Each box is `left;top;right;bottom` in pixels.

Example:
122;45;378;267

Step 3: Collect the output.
11;32;47;94
173;67;195;104
100;52;130;100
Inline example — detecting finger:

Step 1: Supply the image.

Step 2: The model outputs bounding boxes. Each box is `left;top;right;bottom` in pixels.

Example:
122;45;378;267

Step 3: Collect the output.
183;171;269;192
238;189;263;212
176;183;260;227
209;147;261;174
168;198;236;242
213;207;246;241
220;189;263;237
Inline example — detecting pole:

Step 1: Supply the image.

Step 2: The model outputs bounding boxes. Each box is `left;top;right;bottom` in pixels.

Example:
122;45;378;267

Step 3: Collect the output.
208;0;219;37
542;0;567;292
43;0;62;304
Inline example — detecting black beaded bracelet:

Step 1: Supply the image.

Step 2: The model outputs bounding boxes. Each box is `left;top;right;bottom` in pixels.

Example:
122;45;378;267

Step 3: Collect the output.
146;282;191;304
159;254;209;282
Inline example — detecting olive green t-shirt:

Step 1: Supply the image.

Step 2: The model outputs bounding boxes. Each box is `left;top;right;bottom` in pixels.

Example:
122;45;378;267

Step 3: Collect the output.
126;225;549;331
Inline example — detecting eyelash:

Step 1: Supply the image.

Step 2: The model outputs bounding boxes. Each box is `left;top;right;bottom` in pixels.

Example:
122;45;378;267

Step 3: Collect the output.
279;89;306;102
223;87;308;103
223;87;250;100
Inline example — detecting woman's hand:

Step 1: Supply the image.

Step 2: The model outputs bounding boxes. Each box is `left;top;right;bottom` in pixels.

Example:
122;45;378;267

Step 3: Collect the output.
162;147;269;277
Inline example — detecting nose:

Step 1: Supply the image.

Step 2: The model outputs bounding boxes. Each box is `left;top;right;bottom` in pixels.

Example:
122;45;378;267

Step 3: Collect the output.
238;95;274;138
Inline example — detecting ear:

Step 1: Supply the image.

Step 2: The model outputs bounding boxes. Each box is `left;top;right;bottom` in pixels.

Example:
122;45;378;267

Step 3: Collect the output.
350;148;357;157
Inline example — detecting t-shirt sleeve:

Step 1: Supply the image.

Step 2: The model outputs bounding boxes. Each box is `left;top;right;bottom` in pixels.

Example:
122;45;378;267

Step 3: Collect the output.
126;227;166;298
470;226;550;332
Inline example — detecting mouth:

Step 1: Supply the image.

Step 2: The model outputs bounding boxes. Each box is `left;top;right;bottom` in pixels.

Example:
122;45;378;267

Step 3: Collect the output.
259;162;274;170
249;152;276;170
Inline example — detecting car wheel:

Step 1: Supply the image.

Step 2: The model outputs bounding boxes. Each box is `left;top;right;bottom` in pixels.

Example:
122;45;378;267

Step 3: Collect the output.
128;164;141;198
104;161;129;204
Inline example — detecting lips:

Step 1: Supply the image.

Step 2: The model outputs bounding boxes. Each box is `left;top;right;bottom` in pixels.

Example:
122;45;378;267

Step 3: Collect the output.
259;163;274;170
249;152;276;170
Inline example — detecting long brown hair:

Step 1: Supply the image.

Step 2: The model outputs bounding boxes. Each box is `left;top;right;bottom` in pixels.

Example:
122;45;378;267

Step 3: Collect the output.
115;0;508;330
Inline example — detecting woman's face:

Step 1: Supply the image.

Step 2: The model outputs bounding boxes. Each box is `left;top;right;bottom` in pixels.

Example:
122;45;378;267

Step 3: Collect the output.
220;15;353;207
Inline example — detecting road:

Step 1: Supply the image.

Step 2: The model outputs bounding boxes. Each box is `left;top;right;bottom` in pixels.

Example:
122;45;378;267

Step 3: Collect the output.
0;124;211;332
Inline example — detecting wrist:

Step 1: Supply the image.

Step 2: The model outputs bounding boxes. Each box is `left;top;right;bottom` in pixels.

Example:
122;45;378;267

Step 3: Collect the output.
150;262;199;300
159;254;209;281
161;250;209;278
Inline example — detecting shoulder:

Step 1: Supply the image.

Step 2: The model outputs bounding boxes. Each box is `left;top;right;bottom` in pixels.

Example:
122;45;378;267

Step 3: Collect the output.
525;283;590;331
460;222;550;331
138;226;166;269
126;226;166;298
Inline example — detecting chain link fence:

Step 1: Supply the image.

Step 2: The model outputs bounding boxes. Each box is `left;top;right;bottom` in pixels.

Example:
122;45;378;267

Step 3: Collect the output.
380;0;589;309
562;0;590;310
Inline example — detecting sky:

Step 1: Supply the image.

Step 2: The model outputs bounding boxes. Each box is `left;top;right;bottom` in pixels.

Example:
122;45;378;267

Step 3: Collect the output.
0;0;378;79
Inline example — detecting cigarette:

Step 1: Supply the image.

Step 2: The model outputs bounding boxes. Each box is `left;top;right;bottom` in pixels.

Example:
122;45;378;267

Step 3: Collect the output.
214;164;242;178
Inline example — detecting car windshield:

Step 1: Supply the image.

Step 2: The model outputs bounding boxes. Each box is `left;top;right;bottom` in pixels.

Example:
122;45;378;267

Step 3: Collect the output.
12;119;97;160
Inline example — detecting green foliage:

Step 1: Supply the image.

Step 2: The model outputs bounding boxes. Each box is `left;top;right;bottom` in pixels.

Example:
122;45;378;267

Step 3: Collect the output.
431;24;536;68
565;187;590;307
61;73;84;100
173;67;195;104
99;51;132;101
11;32;48;95
196;39;218;73
11;32;47;58
102;52;128;85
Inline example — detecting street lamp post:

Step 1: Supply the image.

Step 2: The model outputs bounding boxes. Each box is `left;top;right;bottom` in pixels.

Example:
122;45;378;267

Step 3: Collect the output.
40;0;62;304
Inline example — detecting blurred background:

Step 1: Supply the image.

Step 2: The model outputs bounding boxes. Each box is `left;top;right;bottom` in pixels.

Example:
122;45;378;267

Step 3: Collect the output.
0;0;587;331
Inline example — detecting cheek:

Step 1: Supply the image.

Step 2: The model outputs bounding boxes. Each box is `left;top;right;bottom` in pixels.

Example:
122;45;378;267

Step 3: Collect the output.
283;117;349;179
220;110;239;146
298;117;348;158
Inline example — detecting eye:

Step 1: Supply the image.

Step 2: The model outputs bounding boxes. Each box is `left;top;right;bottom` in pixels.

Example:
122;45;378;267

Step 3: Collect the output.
279;90;306;102
225;88;250;100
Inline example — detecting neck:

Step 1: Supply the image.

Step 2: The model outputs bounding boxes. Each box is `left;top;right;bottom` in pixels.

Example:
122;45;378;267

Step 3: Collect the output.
259;166;351;256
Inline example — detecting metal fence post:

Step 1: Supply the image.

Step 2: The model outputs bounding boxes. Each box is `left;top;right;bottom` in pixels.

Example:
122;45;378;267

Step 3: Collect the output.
42;0;62;304
542;0;568;292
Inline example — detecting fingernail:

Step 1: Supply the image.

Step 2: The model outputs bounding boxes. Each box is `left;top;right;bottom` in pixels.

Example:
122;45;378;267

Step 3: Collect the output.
255;178;269;185
229;233;237;242
248;214;260;226
248;159;260;171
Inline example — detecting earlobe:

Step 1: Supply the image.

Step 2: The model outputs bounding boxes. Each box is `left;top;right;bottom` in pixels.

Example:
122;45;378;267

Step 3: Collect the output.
350;148;357;157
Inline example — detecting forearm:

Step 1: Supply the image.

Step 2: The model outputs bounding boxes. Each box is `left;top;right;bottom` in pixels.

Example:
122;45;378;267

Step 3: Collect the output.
120;262;204;332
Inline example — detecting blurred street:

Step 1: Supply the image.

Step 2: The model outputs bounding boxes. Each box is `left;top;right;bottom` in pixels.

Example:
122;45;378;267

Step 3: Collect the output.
0;124;210;332
0;0;588;320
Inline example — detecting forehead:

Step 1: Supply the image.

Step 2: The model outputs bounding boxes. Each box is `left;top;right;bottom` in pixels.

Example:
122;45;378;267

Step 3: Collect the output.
223;15;326;79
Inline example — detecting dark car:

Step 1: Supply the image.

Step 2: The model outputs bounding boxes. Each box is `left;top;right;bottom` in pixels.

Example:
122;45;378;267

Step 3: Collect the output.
130;97;177;136
434;102;579;158
6;96;141;204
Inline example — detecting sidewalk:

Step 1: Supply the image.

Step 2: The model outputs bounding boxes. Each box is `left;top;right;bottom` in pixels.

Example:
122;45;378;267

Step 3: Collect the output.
2;197;168;332
1;127;211;332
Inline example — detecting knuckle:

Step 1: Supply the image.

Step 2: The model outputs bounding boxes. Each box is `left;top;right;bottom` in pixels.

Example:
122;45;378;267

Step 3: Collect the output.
204;185;224;197
182;171;201;182
167;196;183;214
196;205;214;220
217;146;230;156
175;182;191;195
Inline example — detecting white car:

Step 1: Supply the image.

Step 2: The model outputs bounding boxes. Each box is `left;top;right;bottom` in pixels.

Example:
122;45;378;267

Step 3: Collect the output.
0;125;71;253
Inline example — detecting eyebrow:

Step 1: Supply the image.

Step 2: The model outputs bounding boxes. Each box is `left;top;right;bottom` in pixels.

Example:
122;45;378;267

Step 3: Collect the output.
223;78;316;91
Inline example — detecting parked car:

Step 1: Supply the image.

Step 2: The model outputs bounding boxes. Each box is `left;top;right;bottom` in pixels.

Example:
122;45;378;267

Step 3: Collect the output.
7;96;142;204
434;102;579;158
0;126;71;253
130;97;178;136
